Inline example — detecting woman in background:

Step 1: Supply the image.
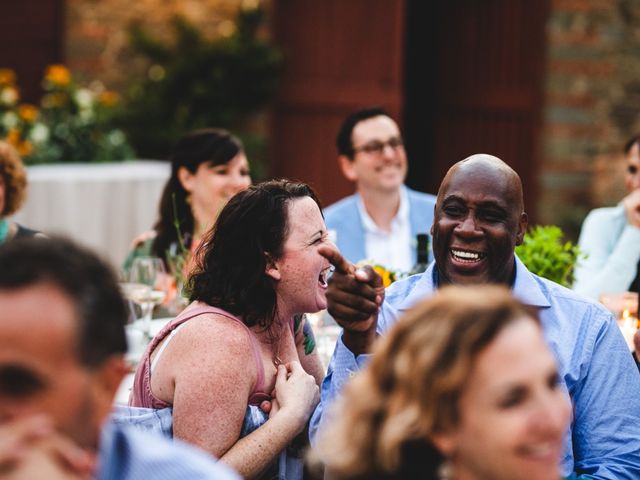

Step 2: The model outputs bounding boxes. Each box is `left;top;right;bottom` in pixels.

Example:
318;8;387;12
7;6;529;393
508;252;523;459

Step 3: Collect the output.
314;285;572;480
0;140;41;242
124;128;251;274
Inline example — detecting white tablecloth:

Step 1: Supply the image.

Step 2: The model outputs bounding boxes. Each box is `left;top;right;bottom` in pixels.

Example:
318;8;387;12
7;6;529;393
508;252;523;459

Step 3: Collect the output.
10;161;171;269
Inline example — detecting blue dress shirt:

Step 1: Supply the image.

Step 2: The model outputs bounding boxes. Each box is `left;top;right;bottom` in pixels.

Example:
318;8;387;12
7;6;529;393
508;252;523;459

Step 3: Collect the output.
310;257;640;479
97;420;240;480
323;186;436;265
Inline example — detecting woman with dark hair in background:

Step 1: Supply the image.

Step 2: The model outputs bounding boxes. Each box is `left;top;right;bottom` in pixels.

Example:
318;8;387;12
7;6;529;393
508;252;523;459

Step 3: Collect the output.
129;180;330;479
124;128;251;273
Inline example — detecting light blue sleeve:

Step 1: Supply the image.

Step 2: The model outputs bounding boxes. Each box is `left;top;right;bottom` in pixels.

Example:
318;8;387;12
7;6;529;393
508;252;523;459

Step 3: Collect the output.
309;334;372;444
573;207;640;299
570;310;640;478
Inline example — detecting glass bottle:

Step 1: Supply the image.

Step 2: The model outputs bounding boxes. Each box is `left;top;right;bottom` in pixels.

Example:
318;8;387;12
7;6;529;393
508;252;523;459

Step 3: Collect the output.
409;233;430;275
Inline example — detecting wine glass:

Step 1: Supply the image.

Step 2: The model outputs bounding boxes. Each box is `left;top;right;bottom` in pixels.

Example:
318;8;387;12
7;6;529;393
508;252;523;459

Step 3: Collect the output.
128;256;168;339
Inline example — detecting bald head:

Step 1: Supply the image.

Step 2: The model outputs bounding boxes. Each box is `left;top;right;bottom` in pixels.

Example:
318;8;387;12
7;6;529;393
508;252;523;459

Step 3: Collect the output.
439;154;525;214
431;153;528;286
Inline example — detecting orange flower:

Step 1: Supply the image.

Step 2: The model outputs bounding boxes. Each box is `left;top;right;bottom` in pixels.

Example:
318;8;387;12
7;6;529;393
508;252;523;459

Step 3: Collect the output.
17;104;39;123
0;68;16;86
44;64;71;87
16;140;33;157
98;90;119;107
6;128;21;146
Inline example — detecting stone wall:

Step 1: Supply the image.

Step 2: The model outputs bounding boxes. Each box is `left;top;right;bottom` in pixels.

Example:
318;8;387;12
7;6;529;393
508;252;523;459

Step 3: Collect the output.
540;0;640;238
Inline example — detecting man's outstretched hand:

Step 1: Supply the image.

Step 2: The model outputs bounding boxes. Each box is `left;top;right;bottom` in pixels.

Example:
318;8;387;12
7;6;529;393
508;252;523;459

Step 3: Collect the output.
318;245;385;355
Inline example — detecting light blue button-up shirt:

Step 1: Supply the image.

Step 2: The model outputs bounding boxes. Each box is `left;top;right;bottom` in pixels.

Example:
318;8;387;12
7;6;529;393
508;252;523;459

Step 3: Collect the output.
97;420;240;480
310;256;640;479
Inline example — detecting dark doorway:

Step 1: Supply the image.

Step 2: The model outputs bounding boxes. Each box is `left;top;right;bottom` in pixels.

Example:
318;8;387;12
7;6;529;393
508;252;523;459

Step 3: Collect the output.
0;1;65;103
403;0;550;220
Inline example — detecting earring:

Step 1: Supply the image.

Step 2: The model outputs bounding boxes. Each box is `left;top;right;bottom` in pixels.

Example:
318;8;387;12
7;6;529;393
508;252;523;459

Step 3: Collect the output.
437;459;453;480
185;193;192;205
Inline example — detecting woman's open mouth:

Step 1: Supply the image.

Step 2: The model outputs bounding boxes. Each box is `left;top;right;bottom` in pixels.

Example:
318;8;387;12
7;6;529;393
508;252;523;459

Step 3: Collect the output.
318;265;334;288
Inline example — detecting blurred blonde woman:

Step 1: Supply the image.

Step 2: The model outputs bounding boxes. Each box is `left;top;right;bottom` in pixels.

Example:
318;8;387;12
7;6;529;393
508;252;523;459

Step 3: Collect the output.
0;141;41;242
314;285;573;480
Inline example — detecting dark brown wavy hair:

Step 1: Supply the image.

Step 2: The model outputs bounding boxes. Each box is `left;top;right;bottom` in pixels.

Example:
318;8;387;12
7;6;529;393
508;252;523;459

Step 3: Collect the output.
187;179;322;329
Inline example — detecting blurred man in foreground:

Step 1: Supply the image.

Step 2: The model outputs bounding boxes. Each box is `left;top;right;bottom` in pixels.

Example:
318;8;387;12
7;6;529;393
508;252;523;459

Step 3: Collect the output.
0;237;238;479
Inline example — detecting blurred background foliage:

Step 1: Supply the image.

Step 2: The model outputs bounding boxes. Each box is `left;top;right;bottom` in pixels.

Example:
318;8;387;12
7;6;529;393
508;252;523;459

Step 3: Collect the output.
116;7;283;178
0;64;133;164
515;225;585;288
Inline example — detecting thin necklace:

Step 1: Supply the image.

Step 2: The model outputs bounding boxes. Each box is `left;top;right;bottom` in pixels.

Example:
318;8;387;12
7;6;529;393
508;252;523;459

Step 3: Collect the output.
0;219;9;244
272;333;283;367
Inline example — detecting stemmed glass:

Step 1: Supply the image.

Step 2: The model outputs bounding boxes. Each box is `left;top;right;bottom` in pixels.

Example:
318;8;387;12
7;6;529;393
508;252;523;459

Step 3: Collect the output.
127;256;168;340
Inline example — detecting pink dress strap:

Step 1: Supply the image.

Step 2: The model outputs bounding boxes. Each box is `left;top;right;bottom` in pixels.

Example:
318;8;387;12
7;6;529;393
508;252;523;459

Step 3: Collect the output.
129;304;269;408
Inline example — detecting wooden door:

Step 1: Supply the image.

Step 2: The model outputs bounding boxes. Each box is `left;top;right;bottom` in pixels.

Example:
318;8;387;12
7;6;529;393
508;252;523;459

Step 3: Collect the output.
0;0;65;102
404;0;549;219
270;0;406;207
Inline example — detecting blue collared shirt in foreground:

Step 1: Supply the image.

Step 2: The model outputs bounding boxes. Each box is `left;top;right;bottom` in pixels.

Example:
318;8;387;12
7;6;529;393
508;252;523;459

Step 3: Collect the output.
97;420;240;480
310;257;640;479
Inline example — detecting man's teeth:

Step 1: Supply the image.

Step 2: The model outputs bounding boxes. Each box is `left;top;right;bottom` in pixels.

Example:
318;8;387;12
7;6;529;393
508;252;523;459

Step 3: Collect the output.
451;249;483;261
319;270;329;287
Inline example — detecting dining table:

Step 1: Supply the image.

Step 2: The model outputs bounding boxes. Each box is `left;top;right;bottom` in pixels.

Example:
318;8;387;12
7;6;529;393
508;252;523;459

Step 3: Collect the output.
10;160;171;269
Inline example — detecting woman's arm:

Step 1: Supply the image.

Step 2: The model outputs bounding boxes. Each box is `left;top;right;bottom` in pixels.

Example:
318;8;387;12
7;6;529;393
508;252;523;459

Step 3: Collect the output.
157;316;318;479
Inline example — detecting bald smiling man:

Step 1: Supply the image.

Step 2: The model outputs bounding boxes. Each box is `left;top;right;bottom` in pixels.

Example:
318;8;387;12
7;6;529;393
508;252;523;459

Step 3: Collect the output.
311;154;640;479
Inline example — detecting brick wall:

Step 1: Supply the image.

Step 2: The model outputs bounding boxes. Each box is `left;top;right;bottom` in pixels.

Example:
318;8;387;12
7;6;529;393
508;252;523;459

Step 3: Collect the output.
65;0;262;90
63;0;640;240
540;0;640;238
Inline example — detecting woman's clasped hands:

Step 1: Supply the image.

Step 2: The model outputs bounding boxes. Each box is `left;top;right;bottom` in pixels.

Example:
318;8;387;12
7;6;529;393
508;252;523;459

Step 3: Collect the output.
266;361;319;433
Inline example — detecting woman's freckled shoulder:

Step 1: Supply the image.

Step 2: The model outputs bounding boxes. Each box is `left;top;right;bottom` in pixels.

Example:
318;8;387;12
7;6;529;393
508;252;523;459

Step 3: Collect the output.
172;312;256;358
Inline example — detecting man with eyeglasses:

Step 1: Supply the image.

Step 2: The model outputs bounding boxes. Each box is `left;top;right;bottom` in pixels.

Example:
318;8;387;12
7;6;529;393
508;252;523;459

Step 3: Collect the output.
324;107;436;273
573;134;640;299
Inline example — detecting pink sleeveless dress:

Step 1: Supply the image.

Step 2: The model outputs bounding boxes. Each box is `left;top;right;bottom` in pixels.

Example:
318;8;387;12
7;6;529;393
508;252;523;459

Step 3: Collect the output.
129;304;271;408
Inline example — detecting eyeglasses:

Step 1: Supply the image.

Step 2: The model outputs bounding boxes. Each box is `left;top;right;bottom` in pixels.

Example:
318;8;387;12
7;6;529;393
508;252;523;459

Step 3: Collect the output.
628;164;639;176
352;137;404;156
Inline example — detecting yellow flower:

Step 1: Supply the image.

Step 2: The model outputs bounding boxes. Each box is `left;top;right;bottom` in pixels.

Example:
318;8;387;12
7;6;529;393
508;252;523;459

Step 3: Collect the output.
0;86;19;106
17;104;39;123
45;64;71;87
0;69;16;86
98;90;119;107
372;265;396;287
356;259;397;288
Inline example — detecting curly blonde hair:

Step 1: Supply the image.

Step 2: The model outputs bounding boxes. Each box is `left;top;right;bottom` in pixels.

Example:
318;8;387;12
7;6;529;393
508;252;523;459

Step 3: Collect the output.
0;141;27;216
314;285;540;480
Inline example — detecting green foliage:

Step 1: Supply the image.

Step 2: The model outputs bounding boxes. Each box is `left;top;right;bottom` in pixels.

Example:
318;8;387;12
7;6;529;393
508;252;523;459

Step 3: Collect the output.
515;225;585;288
0;65;133;164
116;7;283;166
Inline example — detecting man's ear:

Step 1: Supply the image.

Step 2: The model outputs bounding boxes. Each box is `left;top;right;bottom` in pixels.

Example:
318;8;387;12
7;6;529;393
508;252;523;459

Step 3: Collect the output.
338;155;358;182
265;254;281;281
91;355;127;412
515;212;528;246
177;166;194;193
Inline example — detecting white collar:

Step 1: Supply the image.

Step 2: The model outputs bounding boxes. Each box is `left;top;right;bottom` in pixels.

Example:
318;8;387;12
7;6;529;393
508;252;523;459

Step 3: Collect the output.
357;186;409;234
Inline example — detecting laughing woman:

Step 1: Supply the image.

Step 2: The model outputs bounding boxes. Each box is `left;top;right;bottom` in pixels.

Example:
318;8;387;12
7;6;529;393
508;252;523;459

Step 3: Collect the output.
129;180;329;479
